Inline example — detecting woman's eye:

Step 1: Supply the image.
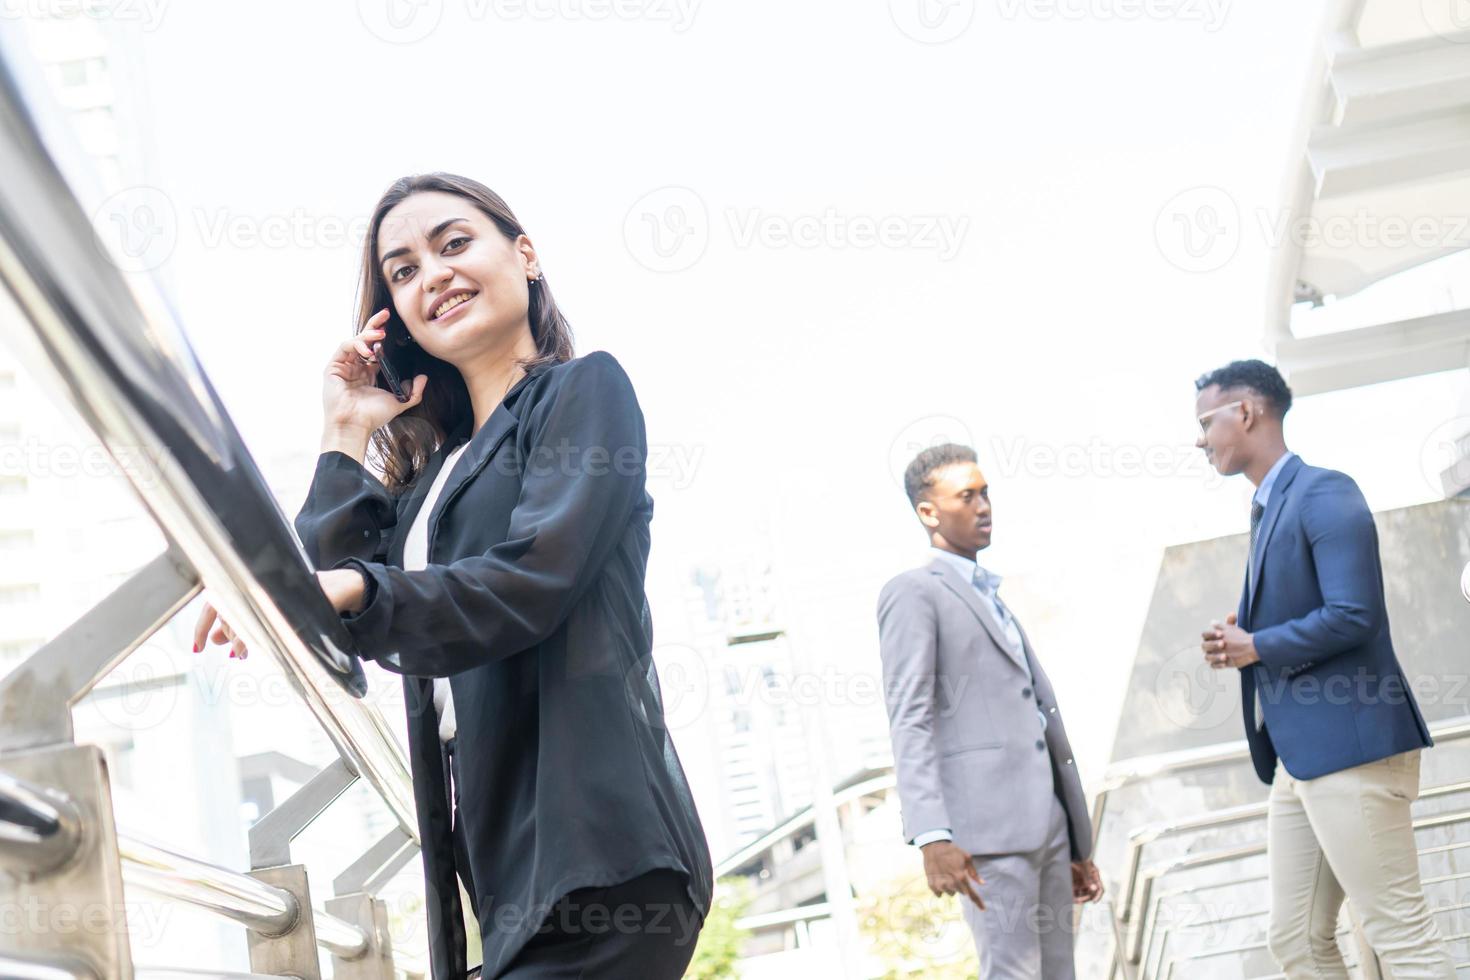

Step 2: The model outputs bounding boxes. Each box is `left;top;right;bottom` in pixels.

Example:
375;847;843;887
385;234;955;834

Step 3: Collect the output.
444;236;470;252
391;265;415;282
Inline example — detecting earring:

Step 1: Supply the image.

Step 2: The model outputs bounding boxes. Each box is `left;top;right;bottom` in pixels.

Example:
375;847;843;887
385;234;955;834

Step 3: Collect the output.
529;272;543;285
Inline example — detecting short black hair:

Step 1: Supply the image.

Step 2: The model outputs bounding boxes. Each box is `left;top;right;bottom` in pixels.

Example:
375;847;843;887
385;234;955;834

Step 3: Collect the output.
1194;359;1293;419
903;443;977;508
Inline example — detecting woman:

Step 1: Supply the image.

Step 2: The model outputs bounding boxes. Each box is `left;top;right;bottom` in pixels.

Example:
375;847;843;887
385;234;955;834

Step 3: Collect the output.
194;173;713;978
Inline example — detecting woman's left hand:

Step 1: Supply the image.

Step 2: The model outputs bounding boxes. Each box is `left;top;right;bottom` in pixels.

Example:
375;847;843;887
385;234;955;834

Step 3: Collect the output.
192;569;368;660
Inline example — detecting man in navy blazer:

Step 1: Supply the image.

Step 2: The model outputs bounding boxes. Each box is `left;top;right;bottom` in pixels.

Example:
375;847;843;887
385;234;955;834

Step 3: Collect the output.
1195;359;1451;978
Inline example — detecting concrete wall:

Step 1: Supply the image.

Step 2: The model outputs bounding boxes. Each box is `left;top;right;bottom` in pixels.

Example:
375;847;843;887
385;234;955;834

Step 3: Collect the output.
1109;498;1470;764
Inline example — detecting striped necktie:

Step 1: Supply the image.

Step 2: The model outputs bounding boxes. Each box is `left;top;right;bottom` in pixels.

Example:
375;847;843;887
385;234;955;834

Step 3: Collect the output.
1249;500;1265;731
1248;500;1264;589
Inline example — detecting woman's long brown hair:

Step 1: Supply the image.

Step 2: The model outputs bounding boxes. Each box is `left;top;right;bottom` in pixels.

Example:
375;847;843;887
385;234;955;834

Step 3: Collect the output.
355;173;574;493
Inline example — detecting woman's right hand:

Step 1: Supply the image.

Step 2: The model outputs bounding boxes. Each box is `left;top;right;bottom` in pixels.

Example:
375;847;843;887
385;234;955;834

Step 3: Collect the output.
323;309;428;435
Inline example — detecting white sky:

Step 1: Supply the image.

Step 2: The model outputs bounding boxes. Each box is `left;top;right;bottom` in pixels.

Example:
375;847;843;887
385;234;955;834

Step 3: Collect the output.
30;0;1470;797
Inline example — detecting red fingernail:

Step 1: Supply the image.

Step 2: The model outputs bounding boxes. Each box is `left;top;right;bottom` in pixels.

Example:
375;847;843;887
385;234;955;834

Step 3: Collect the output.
229;651;236;658
192;643;199;653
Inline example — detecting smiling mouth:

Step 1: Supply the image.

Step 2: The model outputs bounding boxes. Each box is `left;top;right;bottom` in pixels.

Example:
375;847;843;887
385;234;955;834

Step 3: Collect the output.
431;290;478;321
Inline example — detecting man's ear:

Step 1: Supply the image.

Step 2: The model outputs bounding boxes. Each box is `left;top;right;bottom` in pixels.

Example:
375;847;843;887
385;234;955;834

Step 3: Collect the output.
916;500;938;528
1240;399;1257;432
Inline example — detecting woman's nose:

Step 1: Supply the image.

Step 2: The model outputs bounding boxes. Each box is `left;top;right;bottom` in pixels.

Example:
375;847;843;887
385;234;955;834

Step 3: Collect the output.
422;260;453;292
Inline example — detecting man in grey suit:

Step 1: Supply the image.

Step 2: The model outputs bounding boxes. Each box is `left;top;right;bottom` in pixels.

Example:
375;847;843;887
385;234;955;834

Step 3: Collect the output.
877;443;1102;978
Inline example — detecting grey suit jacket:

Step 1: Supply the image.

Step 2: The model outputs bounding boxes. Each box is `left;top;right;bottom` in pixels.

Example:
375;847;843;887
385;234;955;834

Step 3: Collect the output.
876;556;1093;860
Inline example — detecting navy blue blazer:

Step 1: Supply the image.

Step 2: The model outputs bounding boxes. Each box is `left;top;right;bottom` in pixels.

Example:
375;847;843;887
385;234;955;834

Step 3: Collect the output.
1239;454;1431;784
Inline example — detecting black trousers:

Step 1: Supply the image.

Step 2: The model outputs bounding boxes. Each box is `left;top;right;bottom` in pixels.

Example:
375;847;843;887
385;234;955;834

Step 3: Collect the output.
446;739;703;979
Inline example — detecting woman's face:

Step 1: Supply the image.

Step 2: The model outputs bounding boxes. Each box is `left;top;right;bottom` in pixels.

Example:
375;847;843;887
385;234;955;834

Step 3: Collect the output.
377;190;537;364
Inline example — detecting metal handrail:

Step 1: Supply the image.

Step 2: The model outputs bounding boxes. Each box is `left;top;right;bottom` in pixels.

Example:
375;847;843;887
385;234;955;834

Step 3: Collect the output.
0;953;98;980
0;26;424;977
1091;713;1470;843
1134;842;1266;965
1098;713;1470;977
1119;799;1266;922
1118;777;1470;922
1152;881;1470;980
0;770;82;876
1138;814;1470;978
135;972;284;980
0;23;417;842
117;832;369;960
1138;822;1470;974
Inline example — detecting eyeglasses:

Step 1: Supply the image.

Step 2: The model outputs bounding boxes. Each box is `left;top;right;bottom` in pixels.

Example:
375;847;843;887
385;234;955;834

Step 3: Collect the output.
1196;400;1243;434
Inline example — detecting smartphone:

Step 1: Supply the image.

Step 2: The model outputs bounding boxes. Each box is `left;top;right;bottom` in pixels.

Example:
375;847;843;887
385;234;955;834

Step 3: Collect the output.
372;341;409;403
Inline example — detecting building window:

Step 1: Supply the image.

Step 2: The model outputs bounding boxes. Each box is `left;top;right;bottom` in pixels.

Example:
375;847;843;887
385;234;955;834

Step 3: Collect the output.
0;584;40;607
0;638;43;660
0;530;33;550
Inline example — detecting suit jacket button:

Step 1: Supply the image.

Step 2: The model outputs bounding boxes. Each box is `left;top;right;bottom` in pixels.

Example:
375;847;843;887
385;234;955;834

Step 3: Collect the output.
1036;739;1045;751
1022;687;1032;698
1048;707;1057;714
1065;758;1074;765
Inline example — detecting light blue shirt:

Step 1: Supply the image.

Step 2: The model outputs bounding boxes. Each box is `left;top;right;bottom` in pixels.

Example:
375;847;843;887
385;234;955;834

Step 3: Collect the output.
929;548;1028;667
1246;451;1294;734
1254;450;1295;512
915;548;1048;849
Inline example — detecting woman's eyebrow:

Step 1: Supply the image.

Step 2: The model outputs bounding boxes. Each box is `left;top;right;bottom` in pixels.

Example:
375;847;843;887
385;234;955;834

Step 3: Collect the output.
380;217;468;269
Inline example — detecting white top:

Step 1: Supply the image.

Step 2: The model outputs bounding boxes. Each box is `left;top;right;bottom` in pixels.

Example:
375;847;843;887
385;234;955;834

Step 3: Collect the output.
403;441;471;743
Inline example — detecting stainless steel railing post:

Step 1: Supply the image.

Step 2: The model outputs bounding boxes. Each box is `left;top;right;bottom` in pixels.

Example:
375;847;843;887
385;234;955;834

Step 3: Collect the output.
0;745;132;979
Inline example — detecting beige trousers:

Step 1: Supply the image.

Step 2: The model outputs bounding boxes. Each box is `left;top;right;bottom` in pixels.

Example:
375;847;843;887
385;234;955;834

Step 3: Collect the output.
1266;749;1455;979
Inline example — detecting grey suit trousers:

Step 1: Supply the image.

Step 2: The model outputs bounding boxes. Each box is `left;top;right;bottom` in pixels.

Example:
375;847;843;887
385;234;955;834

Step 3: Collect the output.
959;792;1075;980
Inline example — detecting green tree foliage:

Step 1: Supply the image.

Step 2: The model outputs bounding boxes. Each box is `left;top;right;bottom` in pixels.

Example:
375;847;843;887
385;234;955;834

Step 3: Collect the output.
858;874;979;979
685;876;754;979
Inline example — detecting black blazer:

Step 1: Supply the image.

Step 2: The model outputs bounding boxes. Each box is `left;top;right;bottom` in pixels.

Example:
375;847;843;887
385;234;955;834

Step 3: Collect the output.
293;351;713;978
